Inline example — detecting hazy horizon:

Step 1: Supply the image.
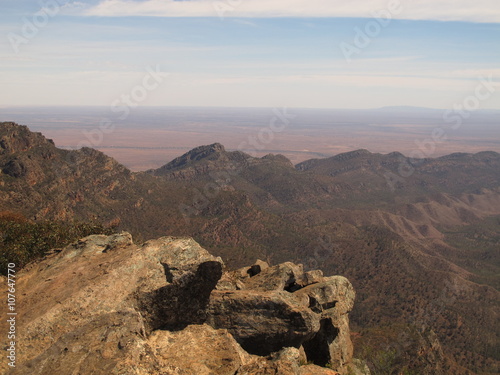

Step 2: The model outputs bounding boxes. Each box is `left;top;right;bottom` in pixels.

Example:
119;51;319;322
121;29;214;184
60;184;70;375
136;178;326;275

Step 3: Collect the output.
2;105;499;171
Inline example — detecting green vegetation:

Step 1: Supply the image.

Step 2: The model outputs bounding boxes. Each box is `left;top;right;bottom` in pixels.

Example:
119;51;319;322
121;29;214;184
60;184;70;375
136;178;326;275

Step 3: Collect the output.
355;324;438;375
360;346;421;375
370;348;398;375
0;211;115;275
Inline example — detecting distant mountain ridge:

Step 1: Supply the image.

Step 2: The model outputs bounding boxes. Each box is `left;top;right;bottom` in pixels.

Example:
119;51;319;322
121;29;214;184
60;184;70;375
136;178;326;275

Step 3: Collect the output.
149;142;294;181
1;122;499;374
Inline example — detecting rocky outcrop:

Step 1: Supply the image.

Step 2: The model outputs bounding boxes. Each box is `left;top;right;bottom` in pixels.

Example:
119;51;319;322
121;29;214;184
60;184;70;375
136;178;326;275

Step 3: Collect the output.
0;233;364;374
0;122;55;155
148;142;296;181
149;143;252;180
209;261;356;373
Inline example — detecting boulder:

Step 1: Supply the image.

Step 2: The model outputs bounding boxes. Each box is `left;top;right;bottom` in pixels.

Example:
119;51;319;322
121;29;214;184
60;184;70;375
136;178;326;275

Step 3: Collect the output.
207;289;319;355
243;262;306;292
208;263;357;374
303;269;324;285
247;259;270;276
295;277;355;370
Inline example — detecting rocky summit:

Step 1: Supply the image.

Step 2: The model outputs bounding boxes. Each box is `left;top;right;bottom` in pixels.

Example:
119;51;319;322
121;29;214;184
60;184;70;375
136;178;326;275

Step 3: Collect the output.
0;232;368;375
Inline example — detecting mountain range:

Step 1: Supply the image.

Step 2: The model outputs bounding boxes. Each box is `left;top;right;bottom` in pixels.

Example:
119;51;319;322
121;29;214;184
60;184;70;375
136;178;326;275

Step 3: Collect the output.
1;122;499;374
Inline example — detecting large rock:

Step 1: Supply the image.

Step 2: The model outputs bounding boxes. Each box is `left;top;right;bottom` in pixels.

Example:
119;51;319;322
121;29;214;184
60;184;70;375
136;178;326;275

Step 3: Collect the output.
295;276;355;370
208;262;358;374
0;233;223;373
0;233;362;374
207;289;319;355
241;261;308;292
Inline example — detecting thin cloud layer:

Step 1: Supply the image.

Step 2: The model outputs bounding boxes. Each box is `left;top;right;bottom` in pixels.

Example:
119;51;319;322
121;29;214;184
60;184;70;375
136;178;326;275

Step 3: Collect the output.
80;0;500;23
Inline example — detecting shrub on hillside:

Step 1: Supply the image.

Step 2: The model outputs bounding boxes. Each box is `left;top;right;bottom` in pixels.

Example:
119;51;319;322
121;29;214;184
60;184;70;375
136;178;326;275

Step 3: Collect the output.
0;211;114;275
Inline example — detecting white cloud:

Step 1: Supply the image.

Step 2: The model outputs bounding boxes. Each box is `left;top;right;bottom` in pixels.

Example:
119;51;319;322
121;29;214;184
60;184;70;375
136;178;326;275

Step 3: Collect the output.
197;73;472;91
60;1;90;14
2;69;498;108
80;0;500;23
447;69;500;78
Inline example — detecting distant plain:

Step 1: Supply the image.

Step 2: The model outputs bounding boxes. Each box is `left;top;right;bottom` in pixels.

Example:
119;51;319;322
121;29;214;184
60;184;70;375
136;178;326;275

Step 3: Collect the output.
1;106;499;171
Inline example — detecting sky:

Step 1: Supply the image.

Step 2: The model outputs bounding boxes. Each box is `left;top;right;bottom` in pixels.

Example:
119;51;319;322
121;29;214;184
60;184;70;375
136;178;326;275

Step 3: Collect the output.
0;0;499;109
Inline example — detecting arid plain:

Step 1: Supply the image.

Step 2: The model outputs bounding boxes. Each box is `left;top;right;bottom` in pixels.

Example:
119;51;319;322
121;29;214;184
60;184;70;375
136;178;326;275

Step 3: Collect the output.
1;106;499;170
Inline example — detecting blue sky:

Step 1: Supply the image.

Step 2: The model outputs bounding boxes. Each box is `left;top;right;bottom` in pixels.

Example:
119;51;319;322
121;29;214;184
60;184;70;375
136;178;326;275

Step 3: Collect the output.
0;0;499;109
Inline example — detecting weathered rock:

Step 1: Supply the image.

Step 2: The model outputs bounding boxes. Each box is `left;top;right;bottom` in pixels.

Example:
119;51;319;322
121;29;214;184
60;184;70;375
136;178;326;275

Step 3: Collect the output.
208;264;358;374
216;268;246;290
0;233;223;372
141;324;253;375
0;233;361;375
303;269;324;285
295;276;355;315
207;289;319;355
295;276;355;370
248;259;270;276
242;262;306;292
299;365;340;375
236;347;339;375
12;311;147;375
238;359;296;374
273;347;303;371
217;258;271;290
